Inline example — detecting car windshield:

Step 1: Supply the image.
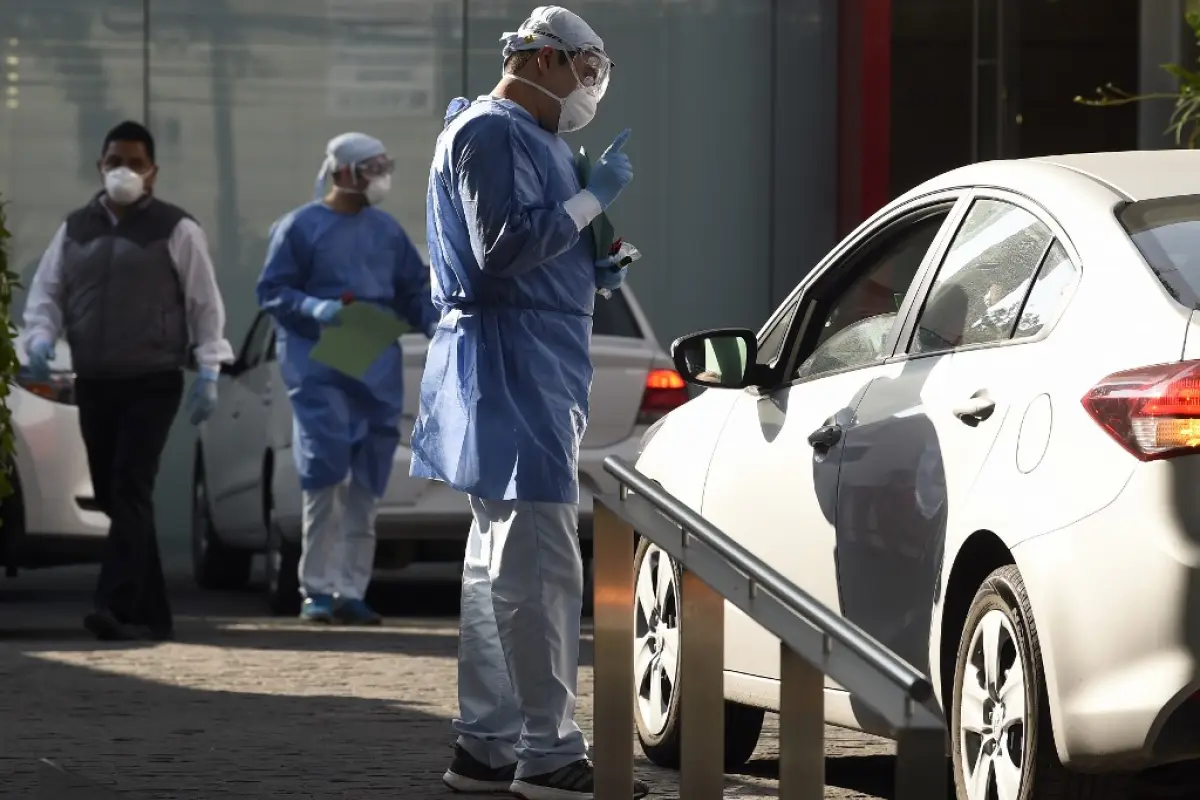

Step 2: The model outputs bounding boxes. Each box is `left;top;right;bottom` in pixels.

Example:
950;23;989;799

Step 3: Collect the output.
1118;195;1200;308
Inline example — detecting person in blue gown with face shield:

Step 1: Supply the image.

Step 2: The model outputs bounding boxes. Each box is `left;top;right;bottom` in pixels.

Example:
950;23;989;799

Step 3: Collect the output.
257;133;437;627
412;7;647;799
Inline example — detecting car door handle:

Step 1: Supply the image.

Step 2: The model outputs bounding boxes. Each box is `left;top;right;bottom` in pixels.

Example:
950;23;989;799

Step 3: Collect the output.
807;424;843;450
952;396;996;424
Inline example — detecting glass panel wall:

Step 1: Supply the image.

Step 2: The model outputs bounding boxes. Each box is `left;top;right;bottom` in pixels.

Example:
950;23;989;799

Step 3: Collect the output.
2;0;145;291
145;0;464;546
0;0;824;558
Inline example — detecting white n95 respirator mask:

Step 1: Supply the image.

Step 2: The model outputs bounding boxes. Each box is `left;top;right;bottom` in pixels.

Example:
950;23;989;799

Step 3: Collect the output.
364;174;392;206
558;87;599;133
104;167;145;206
513;77;600;134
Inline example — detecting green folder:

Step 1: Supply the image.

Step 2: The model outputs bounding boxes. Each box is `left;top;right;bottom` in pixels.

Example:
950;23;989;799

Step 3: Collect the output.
575;146;617;259
309;302;411;381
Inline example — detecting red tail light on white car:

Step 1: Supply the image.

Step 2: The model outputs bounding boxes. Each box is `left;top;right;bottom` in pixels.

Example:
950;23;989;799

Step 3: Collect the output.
1082;360;1200;461
637;368;688;425
15;366;76;406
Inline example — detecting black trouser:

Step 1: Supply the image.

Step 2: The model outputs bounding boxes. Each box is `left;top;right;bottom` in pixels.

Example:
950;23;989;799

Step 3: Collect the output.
75;370;183;632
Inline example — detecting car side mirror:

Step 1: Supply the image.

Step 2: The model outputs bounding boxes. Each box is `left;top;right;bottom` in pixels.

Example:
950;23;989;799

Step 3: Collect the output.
670;328;759;390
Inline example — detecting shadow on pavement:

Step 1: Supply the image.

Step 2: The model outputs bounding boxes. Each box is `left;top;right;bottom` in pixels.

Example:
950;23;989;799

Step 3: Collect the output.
734;751;895;797
0;567;903;799
0;569;604;664
0;646;460;798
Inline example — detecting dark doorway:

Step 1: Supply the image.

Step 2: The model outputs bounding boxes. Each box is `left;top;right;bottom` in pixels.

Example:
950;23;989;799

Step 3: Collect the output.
890;0;1140;198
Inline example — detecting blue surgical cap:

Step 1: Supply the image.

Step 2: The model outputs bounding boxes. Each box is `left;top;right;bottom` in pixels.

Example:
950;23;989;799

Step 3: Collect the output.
314;132;387;200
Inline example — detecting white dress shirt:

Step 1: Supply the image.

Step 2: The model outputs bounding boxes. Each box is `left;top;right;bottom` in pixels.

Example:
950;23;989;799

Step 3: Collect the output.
23;200;235;372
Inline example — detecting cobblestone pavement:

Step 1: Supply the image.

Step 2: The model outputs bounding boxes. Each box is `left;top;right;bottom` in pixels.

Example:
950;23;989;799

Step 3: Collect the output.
0;566;901;799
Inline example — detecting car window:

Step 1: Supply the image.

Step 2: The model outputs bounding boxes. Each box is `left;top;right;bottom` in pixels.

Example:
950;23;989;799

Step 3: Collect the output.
592;289;641;338
909;199;1054;355
792;209;950;381
1014;240;1079;340
1118;195;1200;308
240;314;274;368
757;298;800;366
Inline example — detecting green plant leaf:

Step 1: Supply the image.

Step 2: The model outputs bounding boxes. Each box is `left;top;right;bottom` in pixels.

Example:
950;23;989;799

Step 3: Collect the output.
1185;9;1200;37
1164;62;1200;89
1079;9;1200;148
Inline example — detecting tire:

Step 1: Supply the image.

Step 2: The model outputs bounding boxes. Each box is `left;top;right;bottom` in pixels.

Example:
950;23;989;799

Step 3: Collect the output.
951;565;1130;800
632;537;765;771
191;466;253;591
264;501;301;616
1;465;25;576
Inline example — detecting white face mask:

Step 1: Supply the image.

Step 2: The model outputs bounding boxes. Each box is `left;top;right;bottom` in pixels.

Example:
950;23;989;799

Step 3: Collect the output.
511;76;599;134
364;174;392;205
104;167;145;206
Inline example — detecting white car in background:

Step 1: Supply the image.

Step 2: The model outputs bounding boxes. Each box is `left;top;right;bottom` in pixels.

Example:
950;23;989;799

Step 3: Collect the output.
193;286;686;614
633;151;1200;799
1;335;108;576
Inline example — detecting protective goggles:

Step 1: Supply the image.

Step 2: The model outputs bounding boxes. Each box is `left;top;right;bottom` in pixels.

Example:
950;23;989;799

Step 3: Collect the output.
570;48;611;100
354;156;395;179
516;25;612;100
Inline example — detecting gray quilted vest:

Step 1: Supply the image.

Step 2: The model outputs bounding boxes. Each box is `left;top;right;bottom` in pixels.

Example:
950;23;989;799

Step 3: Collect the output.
61;193;191;379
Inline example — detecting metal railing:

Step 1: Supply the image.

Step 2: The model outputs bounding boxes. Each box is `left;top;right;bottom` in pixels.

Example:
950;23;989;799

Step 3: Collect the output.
591;456;948;800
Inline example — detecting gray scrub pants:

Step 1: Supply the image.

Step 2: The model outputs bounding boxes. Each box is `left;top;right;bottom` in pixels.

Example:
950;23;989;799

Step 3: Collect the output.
454;496;587;778
298;480;378;600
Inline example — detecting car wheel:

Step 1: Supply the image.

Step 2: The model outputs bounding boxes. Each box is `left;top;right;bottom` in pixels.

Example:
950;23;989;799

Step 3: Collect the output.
952;565;1130;800
191;468;253;591
264;500;301;616
632;537;765;770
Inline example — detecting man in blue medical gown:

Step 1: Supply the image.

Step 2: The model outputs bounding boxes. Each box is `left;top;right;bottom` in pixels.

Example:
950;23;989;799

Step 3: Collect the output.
258;133;437;626
411;6;646;799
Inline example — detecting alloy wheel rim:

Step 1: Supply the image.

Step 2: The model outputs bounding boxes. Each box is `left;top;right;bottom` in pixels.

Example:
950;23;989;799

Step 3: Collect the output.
959;609;1027;800
634;544;680;736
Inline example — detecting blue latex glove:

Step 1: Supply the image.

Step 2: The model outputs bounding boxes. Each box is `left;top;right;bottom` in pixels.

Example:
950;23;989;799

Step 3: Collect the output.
300;297;344;324
586;128;634;210
26;338;55;381
187;366;220;425
594;259;629;294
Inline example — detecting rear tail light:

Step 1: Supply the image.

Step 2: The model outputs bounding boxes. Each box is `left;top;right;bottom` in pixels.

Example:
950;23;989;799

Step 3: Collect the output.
638;368;688;425
15;366;76;406
1082;360;1200;461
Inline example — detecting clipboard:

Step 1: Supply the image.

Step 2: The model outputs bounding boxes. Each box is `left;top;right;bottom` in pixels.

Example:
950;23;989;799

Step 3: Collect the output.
308;302;411;380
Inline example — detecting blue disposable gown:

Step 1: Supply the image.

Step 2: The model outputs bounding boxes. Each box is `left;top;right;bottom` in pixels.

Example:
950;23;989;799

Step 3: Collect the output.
410;97;597;504
257;202;438;497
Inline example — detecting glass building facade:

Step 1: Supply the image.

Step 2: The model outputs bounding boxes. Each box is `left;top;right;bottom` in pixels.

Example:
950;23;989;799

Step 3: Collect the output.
1;0;839;553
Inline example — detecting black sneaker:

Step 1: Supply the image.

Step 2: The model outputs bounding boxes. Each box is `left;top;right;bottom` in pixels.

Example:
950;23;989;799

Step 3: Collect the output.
442;744;517;794
511;759;649;800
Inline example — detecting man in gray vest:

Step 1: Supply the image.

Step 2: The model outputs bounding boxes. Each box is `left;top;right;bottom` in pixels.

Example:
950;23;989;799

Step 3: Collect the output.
22;120;234;641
